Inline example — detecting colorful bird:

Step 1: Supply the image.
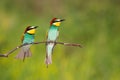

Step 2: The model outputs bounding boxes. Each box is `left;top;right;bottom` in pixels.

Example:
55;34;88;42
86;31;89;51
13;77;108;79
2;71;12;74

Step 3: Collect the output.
16;26;38;61
45;18;65;67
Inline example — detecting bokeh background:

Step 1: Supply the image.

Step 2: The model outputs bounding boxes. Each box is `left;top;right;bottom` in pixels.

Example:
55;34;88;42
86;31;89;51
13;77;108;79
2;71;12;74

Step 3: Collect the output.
0;0;120;80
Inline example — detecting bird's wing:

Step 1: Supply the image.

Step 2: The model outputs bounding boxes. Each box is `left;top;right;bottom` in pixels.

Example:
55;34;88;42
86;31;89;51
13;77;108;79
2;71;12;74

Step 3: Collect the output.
56;31;59;40
46;31;48;40
45;31;48;45
21;34;24;42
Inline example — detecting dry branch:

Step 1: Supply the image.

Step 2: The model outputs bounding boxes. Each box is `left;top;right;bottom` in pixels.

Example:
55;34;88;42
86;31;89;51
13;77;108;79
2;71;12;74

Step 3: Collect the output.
0;41;82;57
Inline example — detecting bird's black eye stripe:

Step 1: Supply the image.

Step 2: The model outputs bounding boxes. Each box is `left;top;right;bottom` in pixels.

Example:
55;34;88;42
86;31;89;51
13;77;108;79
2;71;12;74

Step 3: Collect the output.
53;21;60;23
27;27;34;30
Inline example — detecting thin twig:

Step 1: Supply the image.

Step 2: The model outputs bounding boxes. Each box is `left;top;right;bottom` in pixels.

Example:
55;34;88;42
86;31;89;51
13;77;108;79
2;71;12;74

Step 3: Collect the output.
0;41;82;57
55;42;82;47
0;54;8;57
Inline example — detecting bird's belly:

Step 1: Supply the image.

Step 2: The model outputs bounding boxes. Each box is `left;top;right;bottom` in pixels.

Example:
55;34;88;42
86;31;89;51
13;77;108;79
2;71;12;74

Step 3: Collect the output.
48;30;58;41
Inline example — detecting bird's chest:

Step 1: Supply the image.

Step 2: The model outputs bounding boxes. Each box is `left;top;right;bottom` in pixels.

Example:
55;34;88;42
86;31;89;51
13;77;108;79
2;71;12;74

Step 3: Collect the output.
23;34;34;44
48;29;58;41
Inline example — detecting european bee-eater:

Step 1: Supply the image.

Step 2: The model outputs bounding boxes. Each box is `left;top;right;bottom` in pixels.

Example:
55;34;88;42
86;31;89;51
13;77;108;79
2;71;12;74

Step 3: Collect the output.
16;26;38;61
45;18;65;67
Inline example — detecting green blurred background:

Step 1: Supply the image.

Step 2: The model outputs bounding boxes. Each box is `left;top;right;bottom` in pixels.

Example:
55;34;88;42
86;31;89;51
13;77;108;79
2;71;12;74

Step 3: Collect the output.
0;0;120;80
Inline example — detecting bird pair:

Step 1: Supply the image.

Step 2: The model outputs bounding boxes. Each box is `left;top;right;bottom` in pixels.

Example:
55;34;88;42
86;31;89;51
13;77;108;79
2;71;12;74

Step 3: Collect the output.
15;18;65;67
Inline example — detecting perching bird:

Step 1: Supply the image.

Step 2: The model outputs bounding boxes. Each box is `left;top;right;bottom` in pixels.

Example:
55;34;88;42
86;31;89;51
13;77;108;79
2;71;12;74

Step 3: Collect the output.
45;18;65;67
16;26;38;61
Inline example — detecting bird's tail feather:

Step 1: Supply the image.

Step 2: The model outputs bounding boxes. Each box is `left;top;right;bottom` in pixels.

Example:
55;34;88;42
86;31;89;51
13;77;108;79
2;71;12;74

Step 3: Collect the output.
45;55;52;68
15;45;32;61
45;43;54;67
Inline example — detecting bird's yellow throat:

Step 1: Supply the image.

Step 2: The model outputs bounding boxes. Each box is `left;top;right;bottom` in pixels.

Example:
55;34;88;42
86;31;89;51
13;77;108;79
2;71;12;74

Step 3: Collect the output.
54;22;61;26
27;29;36;34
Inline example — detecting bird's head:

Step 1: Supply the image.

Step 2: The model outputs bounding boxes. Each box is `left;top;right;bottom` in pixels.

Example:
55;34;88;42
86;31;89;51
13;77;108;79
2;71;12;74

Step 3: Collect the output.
24;26;38;34
50;18;65;27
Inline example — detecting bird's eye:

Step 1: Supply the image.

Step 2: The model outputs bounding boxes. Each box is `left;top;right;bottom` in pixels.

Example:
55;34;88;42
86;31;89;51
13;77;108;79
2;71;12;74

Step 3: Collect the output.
27;27;32;30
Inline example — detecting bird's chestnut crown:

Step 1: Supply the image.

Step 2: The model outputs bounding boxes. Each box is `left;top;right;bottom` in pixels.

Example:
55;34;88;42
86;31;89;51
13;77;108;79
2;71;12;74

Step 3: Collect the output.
50;18;65;27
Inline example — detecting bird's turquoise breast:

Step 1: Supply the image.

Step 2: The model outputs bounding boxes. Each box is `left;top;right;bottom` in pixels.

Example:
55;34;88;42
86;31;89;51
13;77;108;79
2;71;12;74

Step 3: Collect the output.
23;33;34;44
48;26;58;41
